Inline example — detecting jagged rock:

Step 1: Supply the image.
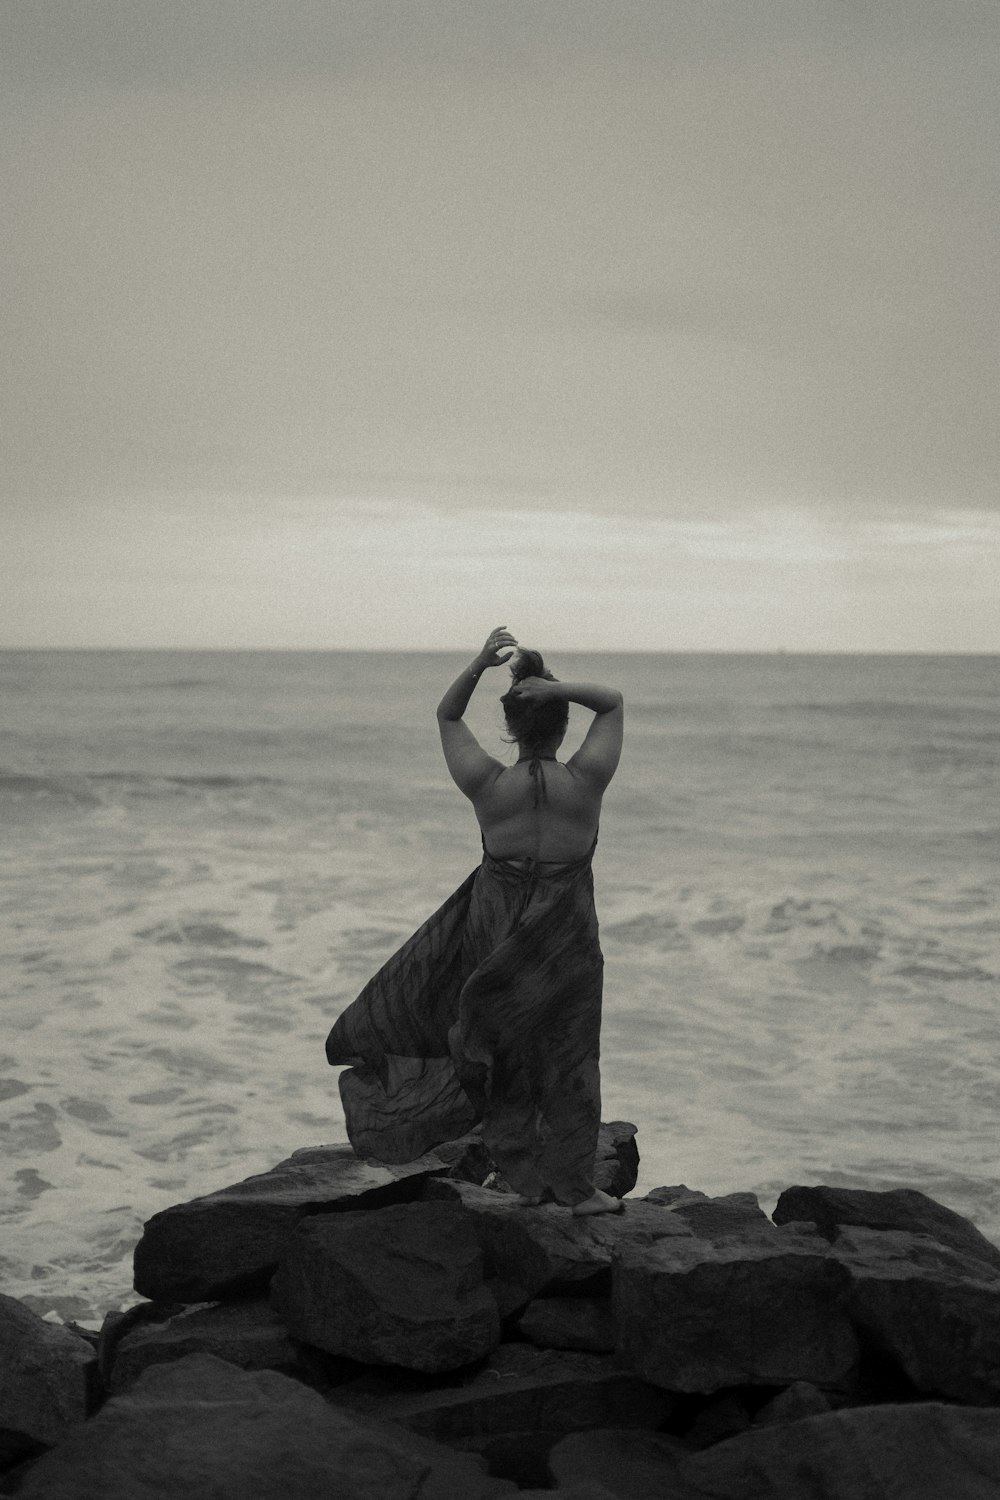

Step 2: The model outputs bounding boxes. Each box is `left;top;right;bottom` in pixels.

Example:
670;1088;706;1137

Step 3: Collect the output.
425;1179;695;1313
0;1293;97;1450
514;1296;617;1353
133;1143;447;1302
634;1402;1000;1500
108;1298;301;1392
332;1342;673;1445
773;1184;1000;1272
548;1428;690;1498
270;1201;501;1372
613;1238;858;1394
645;1189;779;1244
16;1353;517;1499
753;1379;832;1426
593;1121;640;1197
830;1225;1000;1404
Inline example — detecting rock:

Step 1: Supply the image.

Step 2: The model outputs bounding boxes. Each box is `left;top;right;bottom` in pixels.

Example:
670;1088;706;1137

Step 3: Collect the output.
333;1342;673;1445
640;1402;1000;1500
753;1379;832;1427
270;1201;501;1372
613;1238;858;1394
0;1293;97;1451
830;1225;1000;1404
133;1143;447;1302
548;1428;690;1499
655;1190;779;1245
514;1296;617;1353
425;1178;695;1314
773;1184;1000;1273
682;1390;753;1448
593;1121;640;1198
107;1298;301;1392
16;1353;516;1499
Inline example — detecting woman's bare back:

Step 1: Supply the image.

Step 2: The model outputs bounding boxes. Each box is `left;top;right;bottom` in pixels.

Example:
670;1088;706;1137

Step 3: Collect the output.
473;757;603;862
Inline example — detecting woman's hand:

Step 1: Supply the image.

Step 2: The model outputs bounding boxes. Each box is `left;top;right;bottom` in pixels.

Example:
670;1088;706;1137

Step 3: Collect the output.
472;626;518;671
504;675;563;704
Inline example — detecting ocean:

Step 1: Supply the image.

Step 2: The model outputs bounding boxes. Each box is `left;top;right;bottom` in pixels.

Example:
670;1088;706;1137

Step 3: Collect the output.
2;649;998;1327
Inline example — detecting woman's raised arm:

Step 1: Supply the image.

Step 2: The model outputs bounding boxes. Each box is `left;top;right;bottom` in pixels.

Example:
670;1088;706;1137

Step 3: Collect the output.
436;627;518;798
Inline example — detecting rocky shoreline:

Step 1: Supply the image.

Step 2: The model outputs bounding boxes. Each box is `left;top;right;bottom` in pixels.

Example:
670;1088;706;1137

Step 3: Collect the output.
4;1122;1000;1497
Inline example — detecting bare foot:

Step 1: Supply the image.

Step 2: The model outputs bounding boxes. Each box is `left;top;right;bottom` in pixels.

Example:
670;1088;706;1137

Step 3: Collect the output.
571;1189;625;1217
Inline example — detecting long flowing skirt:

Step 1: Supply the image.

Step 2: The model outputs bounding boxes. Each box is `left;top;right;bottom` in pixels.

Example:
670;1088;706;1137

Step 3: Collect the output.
326;845;604;1205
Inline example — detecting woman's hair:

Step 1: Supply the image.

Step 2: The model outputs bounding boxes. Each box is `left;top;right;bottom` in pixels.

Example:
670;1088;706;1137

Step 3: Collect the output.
500;648;569;754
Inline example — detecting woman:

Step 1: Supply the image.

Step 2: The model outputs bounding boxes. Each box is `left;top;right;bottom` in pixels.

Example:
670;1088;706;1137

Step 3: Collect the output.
326;627;624;1215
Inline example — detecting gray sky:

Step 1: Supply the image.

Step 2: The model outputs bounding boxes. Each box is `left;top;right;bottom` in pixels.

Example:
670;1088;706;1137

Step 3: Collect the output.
3;2;998;649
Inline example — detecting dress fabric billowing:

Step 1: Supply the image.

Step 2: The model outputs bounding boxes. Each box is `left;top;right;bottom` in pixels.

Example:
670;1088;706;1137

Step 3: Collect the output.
325;838;603;1205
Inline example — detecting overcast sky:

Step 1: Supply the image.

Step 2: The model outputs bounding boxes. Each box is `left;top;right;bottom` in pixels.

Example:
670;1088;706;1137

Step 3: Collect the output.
3;1;997;650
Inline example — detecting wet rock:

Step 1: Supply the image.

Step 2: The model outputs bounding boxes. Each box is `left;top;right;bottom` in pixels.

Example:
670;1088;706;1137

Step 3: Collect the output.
133;1143;447;1302
613;1238;858;1394
753;1379;832;1427
333;1342;673;1445
426;1179;695;1314
16;1353;516;1499
270;1201;501;1372
773;1184;1000;1272
681;1389;753;1449
641;1402;1000;1500
107;1298;301;1392
0;1293;97;1450
830;1225;1000;1404
514;1296;617;1353
548;1428;690;1499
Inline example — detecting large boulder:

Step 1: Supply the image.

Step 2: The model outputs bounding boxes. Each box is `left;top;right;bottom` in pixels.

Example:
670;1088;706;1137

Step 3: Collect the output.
426;1179;695;1313
133;1143;447;1302
0;1293;97;1452
625;1402;1000;1500
613;1238;858;1394
270;1201;501;1372
332;1342;673;1445
106;1298;301;1392
16;1353;516;1499
649;1189;783;1245
773;1185;1000;1272
830;1226;1000;1404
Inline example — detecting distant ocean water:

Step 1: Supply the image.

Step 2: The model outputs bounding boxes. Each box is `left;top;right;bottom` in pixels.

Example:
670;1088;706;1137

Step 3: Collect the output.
2;649;999;1326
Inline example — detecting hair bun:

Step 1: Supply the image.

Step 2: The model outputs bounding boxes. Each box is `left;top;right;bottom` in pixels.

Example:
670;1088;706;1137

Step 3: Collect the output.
510;647;556;684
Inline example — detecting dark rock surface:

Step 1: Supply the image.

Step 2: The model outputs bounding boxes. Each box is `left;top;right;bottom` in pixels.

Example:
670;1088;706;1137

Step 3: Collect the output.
613;1237;858;1394
133;1144;447;1302
774;1184;1000;1272
107;1297;301;1392
271;1201;501;1372
645;1402;1000;1500
332;1341;673;1444
514;1295;617;1352
0;1293;97;1450
16;1353;517;1499
425;1178;694;1313
830;1225;1000;1404
548;1427;691;1498
752;1379;832;1427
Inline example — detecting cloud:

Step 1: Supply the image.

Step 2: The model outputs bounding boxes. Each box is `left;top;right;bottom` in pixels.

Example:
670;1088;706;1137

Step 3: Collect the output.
3;495;997;650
